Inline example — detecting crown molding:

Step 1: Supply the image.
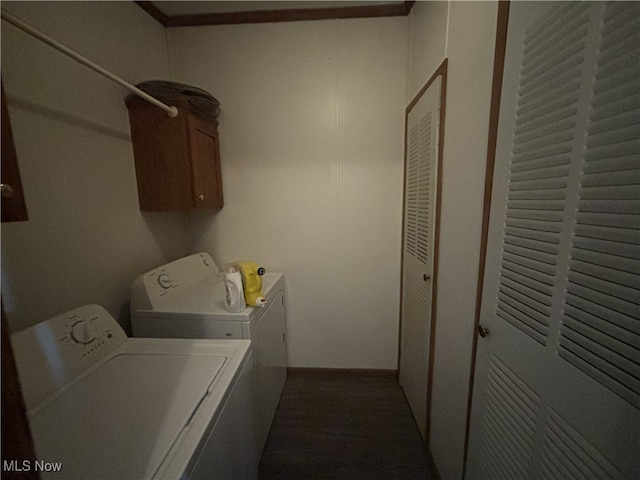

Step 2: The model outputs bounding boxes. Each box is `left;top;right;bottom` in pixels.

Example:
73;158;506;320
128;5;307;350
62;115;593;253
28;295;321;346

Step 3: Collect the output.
135;1;415;26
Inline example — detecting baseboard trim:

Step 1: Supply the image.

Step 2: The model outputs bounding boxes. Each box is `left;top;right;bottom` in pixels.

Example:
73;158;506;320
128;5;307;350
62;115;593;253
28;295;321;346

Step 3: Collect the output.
286;367;398;378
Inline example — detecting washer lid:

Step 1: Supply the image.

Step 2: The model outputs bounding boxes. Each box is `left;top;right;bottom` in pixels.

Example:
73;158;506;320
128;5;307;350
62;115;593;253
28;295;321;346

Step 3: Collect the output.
29;352;226;479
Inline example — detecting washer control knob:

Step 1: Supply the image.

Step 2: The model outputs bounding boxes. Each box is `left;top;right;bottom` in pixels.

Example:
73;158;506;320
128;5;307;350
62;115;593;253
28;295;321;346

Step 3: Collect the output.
157;273;173;289
70;320;97;344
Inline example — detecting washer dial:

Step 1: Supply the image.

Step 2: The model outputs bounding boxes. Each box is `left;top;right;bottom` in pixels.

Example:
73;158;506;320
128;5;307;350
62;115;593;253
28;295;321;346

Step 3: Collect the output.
70;320;97;344
157;273;173;289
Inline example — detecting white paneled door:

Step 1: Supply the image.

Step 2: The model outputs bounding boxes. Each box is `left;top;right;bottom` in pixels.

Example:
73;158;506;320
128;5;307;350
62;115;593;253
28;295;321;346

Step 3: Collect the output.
467;2;640;479
399;70;443;440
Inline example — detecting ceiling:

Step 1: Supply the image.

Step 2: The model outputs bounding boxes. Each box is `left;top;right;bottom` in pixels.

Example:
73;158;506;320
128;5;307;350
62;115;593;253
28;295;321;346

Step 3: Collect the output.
137;1;413;26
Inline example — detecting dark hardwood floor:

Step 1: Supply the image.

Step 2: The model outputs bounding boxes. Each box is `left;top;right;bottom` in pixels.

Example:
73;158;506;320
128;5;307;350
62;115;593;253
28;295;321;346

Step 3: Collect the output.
259;368;440;479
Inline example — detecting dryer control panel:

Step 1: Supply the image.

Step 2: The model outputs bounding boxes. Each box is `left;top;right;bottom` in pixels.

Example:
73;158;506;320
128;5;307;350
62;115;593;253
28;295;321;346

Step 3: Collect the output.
131;252;220;310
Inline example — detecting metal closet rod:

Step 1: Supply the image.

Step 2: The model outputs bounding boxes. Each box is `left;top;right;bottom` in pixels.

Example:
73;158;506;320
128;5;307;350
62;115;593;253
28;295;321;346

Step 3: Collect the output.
0;9;178;118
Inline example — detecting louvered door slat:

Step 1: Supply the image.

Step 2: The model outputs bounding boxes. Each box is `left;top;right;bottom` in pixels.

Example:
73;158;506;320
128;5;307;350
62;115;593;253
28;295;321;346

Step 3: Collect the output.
504;234;559;255
583;155;639;173
562;315;639;365
499;283;551;316
499;274;552;306
565;283;639;329
524;2;587;53
507;200;567;212
510;154;571;174
579;184;639;200
541;410;624;480
588;109;640;135
561;327;640;378
500;258;554;288
592;86;639;116
573;229;639;254
478;355;539;478
501;265;554;294
574;223;638;244
512;131;576;155
586;126;640;150
563;305;639;351
576;211;639;229
504;225;560;244
583;141;639;161
502;251;557;276
567;282;638;319
572;243;639;270
558;339;640;407
505;217;563;234
580;169;640;187
571;258;639;287
510;166;572;183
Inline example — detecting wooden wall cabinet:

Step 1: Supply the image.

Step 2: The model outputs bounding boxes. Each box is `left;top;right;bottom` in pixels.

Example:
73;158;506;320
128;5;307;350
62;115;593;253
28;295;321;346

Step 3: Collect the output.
126;97;223;211
1;83;29;223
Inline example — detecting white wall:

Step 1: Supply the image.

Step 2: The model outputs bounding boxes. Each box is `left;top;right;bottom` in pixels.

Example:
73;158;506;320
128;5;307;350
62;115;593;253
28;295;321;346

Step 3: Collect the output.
167;17;408;369
408;2;498;480
408;1;449;100
1;2;188;332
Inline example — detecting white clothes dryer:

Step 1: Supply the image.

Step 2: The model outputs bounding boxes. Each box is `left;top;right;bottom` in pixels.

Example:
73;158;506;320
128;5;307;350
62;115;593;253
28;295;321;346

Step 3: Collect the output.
10;304;258;480
130;253;287;455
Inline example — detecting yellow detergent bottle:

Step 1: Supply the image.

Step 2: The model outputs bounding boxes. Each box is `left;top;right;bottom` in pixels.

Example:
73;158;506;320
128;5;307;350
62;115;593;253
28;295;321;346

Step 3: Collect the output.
237;261;267;307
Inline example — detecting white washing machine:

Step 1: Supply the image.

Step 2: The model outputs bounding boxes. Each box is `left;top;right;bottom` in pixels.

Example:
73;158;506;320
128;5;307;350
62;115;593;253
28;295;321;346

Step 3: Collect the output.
130;252;287;454
10;304;259;480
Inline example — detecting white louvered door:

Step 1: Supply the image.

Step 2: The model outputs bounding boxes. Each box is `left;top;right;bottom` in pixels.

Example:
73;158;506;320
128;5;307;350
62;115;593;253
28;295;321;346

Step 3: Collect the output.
399;75;441;440
467;2;640;479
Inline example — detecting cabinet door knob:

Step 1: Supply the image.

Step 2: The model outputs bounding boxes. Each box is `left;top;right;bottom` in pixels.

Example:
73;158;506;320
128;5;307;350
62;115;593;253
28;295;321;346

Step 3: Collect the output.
478;325;490;338
198;194;204;200
1;184;14;197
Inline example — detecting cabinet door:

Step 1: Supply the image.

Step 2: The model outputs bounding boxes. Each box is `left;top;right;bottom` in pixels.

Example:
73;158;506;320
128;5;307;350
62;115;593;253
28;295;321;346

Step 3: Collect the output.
128;105;193;211
1;83;28;222
188;115;223;208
